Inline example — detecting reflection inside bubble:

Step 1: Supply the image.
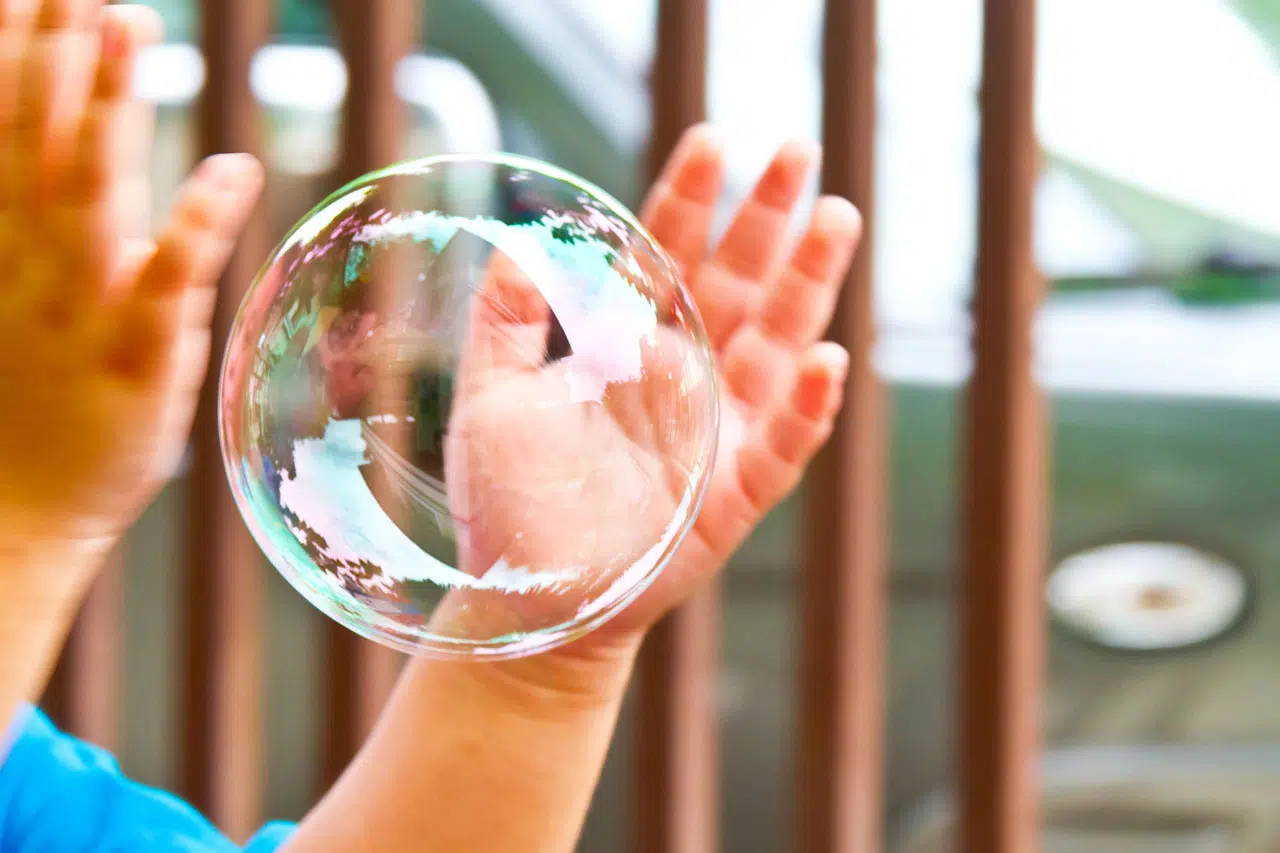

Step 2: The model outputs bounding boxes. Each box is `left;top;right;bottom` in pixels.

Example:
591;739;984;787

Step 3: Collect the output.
220;154;718;658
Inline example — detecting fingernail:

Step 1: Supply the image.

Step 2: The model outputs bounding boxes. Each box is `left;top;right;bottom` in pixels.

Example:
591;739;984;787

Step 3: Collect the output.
199;153;262;192
816;195;862;234
691;122;723;149
788;138;823;166
832;347;851;384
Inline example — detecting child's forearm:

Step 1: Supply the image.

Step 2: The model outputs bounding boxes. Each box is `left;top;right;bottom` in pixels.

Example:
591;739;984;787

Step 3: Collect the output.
0;538;111;733
284;635;643;853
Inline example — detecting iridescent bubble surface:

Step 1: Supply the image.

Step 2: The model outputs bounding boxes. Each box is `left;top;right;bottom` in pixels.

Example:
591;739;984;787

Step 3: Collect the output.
219;154;718;658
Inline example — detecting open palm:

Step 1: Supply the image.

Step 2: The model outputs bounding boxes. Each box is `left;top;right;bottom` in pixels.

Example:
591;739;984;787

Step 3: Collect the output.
432;128;861;643
429;245;710;638
0;2;262;548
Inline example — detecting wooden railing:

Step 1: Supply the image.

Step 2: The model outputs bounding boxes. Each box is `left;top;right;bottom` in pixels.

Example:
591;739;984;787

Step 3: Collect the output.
44;1;1047;851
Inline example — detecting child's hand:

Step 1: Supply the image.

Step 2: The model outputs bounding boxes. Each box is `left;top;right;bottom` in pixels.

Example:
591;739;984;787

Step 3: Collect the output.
288;131;860;853
426;126;858;648
0;3;262;558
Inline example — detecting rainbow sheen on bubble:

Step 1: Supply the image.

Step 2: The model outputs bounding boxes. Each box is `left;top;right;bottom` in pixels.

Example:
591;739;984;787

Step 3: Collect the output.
219;154;718;659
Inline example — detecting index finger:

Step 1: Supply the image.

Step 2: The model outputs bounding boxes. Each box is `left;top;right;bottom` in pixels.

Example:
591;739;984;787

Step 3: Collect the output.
638;123;723;281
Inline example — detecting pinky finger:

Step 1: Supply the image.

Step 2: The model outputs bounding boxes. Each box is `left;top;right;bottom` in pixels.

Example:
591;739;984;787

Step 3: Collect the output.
735;342;848;513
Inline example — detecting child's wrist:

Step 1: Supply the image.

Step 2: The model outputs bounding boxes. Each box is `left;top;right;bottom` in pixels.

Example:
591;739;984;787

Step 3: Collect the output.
0;533;114;736
472;629;645;719
1;531;116;606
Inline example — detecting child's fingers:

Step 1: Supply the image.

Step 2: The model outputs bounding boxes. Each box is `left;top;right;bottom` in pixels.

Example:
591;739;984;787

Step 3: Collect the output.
457;249;550;401
77;4;161;199
133;153;262;299
107;154;261;378
56;5;159;282
92;3;162;98
638;123;723;283
713;140;820;283
0;0;41;28
35;0;97;30
12;0;101;191
716;195;860;415
761;342;849;465
694;139;820;350
0;0;39;153
478;249;551;369
704;342;848;555
756;196;860;347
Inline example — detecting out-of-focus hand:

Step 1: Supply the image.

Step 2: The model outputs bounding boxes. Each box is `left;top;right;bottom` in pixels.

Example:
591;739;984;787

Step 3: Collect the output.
0;2;263;570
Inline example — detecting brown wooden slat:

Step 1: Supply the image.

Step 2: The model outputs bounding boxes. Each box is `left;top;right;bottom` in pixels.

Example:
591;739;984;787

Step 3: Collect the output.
64;551;125;749
795;1;886;851
41;549;123;750
633;589;719;853
318;0;419;791
632;4;716;853
181;0;272;841
956;0;1046;851
40;652;69;730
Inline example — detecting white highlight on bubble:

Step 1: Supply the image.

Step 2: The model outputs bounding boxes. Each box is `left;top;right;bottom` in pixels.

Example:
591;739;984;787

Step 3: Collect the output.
356;208;658;402
277;419;584;594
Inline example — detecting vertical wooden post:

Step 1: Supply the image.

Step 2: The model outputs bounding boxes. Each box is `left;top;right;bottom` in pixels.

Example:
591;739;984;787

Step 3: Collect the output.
182;0;271;841
42;550;124;751
318;0;418;791
632;4;716;853
795;1;886;851
64;553;125;749
957;0;1046;851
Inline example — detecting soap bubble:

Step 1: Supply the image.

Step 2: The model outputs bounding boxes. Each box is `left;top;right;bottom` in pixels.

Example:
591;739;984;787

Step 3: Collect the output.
219;154;718;659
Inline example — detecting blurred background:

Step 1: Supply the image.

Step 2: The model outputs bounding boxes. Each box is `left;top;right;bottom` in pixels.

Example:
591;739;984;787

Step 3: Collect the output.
85;0;1280;850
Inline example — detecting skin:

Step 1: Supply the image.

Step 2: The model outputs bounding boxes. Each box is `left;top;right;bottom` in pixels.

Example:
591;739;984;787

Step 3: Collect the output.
0;3;862;852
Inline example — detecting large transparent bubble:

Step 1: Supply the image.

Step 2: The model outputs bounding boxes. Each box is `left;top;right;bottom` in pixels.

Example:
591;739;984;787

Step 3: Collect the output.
219;154;718;659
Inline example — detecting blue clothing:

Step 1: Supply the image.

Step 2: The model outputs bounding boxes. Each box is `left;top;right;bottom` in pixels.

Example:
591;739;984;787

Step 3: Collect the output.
0;705;294;851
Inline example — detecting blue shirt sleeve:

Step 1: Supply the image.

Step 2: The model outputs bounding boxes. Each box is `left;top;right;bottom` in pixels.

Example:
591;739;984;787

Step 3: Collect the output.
0;704;295;852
